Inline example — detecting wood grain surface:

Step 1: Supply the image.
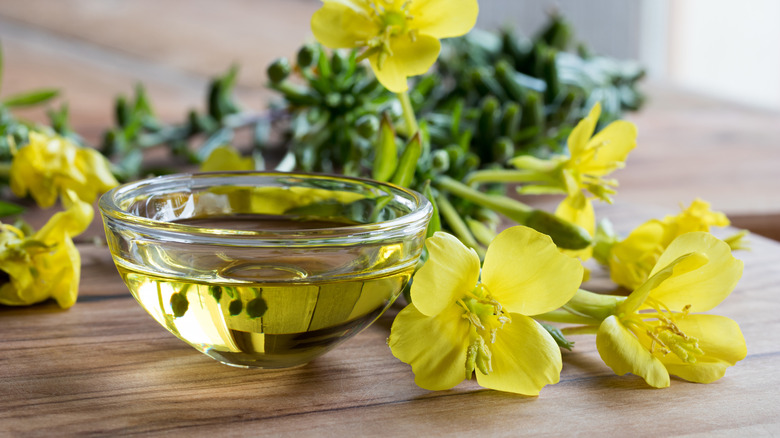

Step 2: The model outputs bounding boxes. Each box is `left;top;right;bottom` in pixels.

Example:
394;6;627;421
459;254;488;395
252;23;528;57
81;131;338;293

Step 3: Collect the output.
1;1;780;436
1;204;779;437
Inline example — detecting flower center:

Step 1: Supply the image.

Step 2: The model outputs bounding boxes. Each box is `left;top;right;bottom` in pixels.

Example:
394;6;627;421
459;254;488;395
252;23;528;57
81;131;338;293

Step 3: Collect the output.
628;300;704;364
357;1;417;69
459;283;511;379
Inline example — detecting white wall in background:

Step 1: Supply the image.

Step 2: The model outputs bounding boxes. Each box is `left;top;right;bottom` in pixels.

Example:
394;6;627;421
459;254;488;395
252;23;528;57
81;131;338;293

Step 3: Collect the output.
667;0;780;110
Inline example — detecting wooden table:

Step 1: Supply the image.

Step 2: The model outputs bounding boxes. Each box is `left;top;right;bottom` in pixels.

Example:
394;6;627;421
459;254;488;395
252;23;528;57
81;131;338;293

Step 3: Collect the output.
2;1;780;436
2;208;779;436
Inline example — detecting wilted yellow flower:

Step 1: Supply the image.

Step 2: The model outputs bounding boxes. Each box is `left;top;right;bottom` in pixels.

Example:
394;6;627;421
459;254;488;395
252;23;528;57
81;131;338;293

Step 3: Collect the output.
609;199;731;290
200;145;255;172
596;232;746;388
389;227;583;395
10;131;118;208
0;191;92;308
311;0;479;92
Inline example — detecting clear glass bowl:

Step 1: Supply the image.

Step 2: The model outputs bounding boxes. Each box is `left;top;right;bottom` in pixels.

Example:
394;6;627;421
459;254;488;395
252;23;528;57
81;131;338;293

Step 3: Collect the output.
99;172;432;368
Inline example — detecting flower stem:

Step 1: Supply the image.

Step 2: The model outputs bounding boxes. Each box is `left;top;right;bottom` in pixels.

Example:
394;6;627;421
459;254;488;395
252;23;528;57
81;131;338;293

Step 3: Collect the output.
397;91;419;136
466;169;555;186
0;162;11;179
564;289;625;321
435;175;532;219
533;309;601;325
436;193;485;259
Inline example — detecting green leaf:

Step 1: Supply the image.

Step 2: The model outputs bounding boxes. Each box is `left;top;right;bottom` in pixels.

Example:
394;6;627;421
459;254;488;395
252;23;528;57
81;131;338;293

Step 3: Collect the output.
422;181;441;238
540;322;574;351
2;89;59;108
391;133;421;187
0;200;24;217
372;114;398;182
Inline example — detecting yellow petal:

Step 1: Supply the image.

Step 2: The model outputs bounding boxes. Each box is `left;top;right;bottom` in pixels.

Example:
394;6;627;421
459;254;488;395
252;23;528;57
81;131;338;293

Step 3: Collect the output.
369;34;441;92
609;219;667;290
411;232;480;317
78;147;119;193
648;232;743;312
310;2;376;49
580;120;637;176
48;234;80;308
475;314;562;395
389;303;470;390
481;226;583;316
596;315;670;388
35;193;93;242
622;251;708;314
409;0;479;39
200;145;255;172
567;103;600;158
655;314;746;384
555;195;595;261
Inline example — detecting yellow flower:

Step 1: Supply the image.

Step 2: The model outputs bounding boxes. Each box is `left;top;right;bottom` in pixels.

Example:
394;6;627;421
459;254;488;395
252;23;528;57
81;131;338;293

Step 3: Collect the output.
10;131;118;208
511;104;637;260
609;199;730;290
0;191;92;308
389;226;583;395
200;145;255;172
596;232;746;388
311;0;479;92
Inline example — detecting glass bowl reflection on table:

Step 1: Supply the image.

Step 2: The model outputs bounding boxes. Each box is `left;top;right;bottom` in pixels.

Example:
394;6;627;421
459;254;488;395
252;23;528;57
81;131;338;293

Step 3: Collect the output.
99;172;432;369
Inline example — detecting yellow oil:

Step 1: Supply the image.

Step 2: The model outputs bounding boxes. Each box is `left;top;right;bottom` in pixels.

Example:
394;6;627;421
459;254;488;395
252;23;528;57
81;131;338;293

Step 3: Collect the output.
117;216;411;368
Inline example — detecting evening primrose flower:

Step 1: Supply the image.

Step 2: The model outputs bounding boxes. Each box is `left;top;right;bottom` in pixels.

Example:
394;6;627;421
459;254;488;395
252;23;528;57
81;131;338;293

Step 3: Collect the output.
10;131;118;208
608;199;732;290
311;0;479;92
0;191;92;308
510;103;637;259
389;227;583;395
200;145;255;172
596;232;746;388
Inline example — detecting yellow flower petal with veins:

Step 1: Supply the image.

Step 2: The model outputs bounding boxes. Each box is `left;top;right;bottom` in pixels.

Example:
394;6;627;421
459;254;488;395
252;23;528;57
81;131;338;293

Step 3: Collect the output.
596;315;670;388
481;226;582;316
389;303;471;390
647;232;743;313
411;231;479;317
475;314;562;395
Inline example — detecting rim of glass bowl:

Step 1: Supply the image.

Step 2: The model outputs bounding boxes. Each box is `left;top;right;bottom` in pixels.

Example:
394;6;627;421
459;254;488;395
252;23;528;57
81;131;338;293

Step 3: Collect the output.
99;171;433;247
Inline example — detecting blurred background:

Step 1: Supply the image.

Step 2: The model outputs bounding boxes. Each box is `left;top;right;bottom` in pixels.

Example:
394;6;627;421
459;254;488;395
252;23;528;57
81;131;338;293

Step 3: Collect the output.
0;0;778;238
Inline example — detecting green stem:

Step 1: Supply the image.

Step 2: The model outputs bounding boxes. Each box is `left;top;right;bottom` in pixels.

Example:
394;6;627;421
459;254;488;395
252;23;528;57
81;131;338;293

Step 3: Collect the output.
435;175;532;220
397;91;419;136
533;309;601;325
466;169;556;186
565;289;625;321
0;162;11;179
436;194;485;259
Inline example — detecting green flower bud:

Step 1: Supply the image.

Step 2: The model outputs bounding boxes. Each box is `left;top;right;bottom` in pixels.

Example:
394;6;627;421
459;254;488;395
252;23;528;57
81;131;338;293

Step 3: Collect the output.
355;114;379;139
297;44;318;68
431;149;450;172
267;58;292;84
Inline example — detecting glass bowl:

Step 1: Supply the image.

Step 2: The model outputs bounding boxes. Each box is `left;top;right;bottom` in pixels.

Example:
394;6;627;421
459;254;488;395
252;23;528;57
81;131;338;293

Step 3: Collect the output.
99;172;432;368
